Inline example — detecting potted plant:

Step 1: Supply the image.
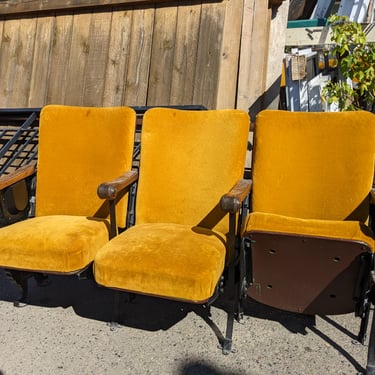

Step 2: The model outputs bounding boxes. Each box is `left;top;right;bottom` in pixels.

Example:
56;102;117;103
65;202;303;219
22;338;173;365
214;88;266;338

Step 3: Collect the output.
322;15;375;112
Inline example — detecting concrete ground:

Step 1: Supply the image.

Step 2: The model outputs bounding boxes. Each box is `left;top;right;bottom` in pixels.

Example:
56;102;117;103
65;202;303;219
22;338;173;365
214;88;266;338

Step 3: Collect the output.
0;270;370;375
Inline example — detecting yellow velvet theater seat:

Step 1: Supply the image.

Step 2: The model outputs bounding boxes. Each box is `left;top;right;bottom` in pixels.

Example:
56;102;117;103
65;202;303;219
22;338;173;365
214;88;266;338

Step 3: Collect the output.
241;110;375;374
94;107;251;353
0;105;136;275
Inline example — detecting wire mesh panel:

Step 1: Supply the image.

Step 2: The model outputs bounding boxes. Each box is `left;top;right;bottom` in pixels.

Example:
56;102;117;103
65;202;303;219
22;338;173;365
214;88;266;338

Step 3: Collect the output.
0;109;40;175
0;109;40;226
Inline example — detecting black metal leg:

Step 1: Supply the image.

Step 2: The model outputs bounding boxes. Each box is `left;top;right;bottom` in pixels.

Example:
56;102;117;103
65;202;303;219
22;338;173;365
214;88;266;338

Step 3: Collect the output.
108;200;118;239
235;240;249;324
235;277;246;324
9;270;29;307
222;261;236;354
359;302;371;344
366;308;375;374
108;291;122;330
222;306;235;354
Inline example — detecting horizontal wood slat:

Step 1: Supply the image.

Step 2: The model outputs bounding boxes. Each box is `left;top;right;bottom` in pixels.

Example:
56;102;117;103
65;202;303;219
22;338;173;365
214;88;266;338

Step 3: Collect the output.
0;0;205;15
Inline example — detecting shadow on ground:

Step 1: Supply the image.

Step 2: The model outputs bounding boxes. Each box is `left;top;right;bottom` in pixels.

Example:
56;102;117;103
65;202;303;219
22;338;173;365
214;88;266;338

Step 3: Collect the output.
241;296;365;374
0;270;317;334
177;361;244;375
0;270;191;331
0;269;366;374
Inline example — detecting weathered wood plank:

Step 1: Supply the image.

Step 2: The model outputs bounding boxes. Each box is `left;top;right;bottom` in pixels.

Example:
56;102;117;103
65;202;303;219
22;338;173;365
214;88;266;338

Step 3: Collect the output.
169;1;201;105
0;19;19;107
0;16;3;56
236;0;255;111
123;7;155;106
266;2;288;89
102;9;133;106
11;18;37;107
147;3;178;105
2;18;37;107
0;0;194;15
82;11;112;106
63;12;92;105
192;1;225;109
248;0;270;110
216;0;244;109
237;0;269;113
0;20;4;106
46;14;74;104
28;16;55;107
286;23;375;47
264;0;288;108
285;26;333;47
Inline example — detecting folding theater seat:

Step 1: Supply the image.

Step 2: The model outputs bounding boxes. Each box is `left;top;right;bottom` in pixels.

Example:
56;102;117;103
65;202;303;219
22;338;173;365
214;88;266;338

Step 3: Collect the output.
241;110;375;374
94;107;251;353
0;105;136;300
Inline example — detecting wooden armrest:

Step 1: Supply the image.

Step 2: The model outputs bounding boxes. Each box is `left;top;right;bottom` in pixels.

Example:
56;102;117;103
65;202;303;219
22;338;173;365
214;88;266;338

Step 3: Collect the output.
0;164;36;190
371;189;375;205
97;170;138;200
220;179;252;214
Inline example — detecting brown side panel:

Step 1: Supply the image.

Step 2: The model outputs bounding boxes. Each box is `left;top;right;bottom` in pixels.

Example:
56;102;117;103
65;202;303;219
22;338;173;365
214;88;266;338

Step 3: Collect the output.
247;232;371;315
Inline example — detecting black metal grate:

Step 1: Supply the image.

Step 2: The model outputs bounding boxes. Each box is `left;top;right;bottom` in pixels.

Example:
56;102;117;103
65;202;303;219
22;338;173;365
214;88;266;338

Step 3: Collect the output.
0;108;40;175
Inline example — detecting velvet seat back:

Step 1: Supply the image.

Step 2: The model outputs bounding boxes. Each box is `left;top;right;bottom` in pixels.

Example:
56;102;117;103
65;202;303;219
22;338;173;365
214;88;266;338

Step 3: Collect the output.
135;108;250;234
36;105;136;228
252;110;375;222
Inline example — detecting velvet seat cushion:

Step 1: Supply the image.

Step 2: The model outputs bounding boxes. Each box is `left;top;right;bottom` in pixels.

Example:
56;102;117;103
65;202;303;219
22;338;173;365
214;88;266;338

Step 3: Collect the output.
94;223;226;303
36;105;137;228
243;212;375;250
0;215;110;273
134;108;250;234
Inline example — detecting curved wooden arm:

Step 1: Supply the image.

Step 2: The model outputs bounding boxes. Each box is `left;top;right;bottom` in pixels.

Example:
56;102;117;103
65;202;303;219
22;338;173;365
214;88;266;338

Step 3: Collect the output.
0;164;36;190
97;170;138;200
220;179;252;214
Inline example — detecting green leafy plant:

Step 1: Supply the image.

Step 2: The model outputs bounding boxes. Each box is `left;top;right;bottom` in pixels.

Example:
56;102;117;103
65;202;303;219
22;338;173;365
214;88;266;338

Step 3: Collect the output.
322;15;375;111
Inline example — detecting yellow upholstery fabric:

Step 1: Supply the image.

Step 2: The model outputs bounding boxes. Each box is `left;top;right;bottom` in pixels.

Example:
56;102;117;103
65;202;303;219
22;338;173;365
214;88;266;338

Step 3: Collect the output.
0;216;110;273
135;108;250;234
94;223;226;302
243;212;375;249
0;105;136;273
36;105;136;228
94;108;250;302
252;110;375;221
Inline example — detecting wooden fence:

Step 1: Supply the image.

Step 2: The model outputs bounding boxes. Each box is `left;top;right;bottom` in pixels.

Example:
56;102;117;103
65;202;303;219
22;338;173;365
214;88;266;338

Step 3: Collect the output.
0;0;289;112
